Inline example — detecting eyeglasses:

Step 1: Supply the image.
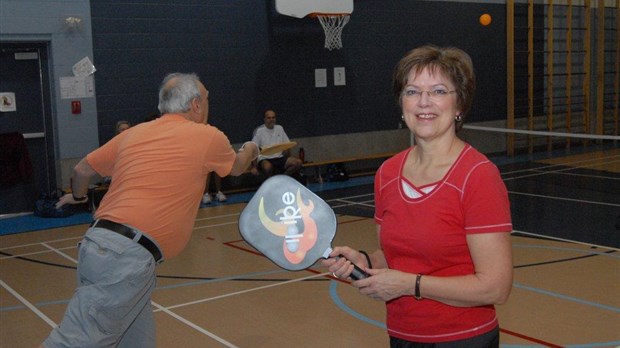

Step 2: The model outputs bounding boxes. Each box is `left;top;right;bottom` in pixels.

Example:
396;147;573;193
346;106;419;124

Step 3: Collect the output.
402;88;457;100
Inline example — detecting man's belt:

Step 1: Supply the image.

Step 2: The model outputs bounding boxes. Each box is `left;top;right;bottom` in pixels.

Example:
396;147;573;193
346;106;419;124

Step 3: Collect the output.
90;219;163;264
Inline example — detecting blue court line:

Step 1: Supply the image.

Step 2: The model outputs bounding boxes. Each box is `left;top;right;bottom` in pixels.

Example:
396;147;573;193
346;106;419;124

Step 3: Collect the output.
329;280;620;347
512;282;620;313
327;241;620;346
512;244;620;259
328;280;386;329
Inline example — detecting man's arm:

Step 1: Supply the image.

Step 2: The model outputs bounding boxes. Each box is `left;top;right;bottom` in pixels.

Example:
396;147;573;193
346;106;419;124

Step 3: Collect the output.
229;142;259;176
55;157;98;208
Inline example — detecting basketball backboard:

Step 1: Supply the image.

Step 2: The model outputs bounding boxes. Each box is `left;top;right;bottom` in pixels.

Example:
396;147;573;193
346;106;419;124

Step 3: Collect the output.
275;0;354;50
275;0;353;18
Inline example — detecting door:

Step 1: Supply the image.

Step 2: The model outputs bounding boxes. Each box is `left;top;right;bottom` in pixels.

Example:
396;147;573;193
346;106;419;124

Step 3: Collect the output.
0;42;55;215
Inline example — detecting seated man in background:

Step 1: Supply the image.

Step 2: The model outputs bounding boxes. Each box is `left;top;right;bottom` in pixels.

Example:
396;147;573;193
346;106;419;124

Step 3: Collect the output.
251;109;302;178
202;171;226;204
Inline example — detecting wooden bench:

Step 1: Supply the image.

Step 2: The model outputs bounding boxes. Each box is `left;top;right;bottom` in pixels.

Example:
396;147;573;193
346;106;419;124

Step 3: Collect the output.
302;151;396;183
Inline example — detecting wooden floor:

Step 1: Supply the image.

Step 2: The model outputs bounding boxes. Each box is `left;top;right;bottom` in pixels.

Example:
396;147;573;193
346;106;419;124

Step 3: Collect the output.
1;148;619;347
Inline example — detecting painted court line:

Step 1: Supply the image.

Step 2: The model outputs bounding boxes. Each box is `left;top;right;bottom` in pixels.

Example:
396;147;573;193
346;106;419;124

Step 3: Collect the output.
0;236;81;250
331;198;375;209
513;230;620;251
154;272;330;312
38;243;238;346
42;242;78;264
512;282;620;313
0;245;76;260
0;279;57;329
195;212;241;222
193;220;238;230
507;190;620;207
151;302;239;348
501;153;619;175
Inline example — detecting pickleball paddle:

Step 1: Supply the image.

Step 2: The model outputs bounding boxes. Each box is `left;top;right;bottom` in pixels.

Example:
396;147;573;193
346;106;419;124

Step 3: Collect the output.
238;175;368;280
260;141;297;156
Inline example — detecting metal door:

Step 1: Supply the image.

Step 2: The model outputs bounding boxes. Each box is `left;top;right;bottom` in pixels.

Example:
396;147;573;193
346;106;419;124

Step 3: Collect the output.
0;42;55;215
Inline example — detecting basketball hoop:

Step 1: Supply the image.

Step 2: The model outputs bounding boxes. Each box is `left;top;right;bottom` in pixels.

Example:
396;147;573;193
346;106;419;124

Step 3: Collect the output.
311;13;350;50
275;0;353;50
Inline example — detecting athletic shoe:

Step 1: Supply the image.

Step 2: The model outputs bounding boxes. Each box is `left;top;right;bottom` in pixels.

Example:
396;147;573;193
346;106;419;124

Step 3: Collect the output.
202;193;212;204
215;191;227;202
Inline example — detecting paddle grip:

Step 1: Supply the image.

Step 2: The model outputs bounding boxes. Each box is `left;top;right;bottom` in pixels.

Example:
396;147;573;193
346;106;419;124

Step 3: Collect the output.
334;254;369;280
350;263;370;280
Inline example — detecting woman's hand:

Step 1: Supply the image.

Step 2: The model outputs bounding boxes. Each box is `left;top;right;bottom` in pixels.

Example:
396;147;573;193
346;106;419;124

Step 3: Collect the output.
353;268;415;302
321;246;367;280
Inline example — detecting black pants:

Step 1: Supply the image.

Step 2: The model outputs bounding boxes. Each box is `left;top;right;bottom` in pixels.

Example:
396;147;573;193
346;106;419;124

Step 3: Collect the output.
390;326;499;348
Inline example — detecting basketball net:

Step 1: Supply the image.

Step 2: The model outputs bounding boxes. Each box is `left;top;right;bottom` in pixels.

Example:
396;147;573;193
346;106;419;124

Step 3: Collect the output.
316;14;350;50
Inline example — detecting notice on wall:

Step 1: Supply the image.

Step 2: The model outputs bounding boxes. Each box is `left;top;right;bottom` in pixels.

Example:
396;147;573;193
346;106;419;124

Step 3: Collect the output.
72;56;96;77
314;68;327;88
60;76;94;99
0;92;17;112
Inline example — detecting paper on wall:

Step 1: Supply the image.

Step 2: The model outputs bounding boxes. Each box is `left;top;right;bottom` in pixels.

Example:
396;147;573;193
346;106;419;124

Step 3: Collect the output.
0;92;17;112
73;57;96;77
60;76;95;99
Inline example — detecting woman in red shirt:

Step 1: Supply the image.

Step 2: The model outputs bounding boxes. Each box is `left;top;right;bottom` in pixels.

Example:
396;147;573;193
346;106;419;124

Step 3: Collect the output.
323;45;513;347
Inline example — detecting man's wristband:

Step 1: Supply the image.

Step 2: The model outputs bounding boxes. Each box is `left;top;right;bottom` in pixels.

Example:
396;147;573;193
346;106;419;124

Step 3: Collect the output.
359;250;372;269
414;274;423;300
72;192;87;202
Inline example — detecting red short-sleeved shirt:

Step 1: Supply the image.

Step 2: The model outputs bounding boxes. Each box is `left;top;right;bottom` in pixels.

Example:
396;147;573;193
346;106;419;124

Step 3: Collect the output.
375;144;512;342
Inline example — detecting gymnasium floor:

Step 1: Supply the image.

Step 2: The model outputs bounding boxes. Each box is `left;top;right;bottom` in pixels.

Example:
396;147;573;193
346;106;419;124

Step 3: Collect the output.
1;147;619;347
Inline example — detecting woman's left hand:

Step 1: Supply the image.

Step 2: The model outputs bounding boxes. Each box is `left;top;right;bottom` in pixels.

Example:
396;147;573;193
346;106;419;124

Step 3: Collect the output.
352;268;416;302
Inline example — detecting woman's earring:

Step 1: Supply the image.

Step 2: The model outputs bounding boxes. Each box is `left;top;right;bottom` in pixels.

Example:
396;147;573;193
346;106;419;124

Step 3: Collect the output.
455;114;463;122
401;114;405;120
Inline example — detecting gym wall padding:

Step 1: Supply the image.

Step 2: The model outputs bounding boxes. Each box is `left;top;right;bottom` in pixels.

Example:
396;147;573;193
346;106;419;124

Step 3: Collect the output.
91;0;506;144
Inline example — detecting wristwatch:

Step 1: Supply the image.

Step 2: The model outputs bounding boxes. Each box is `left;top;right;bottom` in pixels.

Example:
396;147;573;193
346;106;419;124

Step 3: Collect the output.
72;192;87;202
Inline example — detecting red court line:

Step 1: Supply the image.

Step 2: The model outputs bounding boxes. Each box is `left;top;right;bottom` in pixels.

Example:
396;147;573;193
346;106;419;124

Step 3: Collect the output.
225;241;565;344
223;240;263;256
500;328;563;347
223;239;351;284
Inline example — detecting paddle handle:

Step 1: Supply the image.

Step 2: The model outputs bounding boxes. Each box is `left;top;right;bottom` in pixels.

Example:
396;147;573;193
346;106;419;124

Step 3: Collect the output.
334;254;369;280
350;263;369;280
323;248;369;280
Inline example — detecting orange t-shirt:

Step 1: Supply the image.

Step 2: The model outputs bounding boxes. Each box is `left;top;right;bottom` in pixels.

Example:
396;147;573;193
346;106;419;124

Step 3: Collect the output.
88;114;236;259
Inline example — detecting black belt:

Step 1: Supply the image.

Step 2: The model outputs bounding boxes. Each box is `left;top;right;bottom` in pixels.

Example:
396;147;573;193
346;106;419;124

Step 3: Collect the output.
90;219;163;264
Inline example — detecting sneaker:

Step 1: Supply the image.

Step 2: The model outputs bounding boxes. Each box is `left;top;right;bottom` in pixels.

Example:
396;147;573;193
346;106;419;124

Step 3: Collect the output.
202;193;212;204
215;191;227;202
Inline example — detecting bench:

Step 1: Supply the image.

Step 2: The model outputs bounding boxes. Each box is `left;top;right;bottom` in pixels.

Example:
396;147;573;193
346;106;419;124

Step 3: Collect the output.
302;151;396;183
72;152;398;201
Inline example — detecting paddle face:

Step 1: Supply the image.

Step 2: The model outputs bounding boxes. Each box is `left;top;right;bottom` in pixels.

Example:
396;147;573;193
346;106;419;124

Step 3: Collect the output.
260;141;297;156
238;175;336;271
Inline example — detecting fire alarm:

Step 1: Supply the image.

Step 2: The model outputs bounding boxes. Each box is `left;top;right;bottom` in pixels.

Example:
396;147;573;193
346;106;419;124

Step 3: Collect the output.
71;100;81;114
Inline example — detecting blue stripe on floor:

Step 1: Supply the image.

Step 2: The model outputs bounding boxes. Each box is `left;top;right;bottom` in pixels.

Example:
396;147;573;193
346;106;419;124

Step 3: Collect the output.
1;175;377;236
0;212;93;236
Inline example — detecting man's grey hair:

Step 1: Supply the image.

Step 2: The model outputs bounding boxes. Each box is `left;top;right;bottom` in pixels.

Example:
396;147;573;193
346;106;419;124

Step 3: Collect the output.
157;73;202;114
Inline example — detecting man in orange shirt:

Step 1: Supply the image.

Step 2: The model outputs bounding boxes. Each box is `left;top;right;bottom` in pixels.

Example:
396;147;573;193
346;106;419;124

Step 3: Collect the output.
40;73;258;348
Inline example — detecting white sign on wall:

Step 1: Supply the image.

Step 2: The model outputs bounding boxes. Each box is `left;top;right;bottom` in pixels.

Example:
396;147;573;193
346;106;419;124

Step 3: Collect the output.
72;56;96;77
0;92;17;112
315;68;327;88
60;75;95;99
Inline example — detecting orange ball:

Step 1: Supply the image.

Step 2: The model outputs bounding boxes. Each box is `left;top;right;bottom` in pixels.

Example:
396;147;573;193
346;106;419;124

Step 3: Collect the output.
479;13;492;26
